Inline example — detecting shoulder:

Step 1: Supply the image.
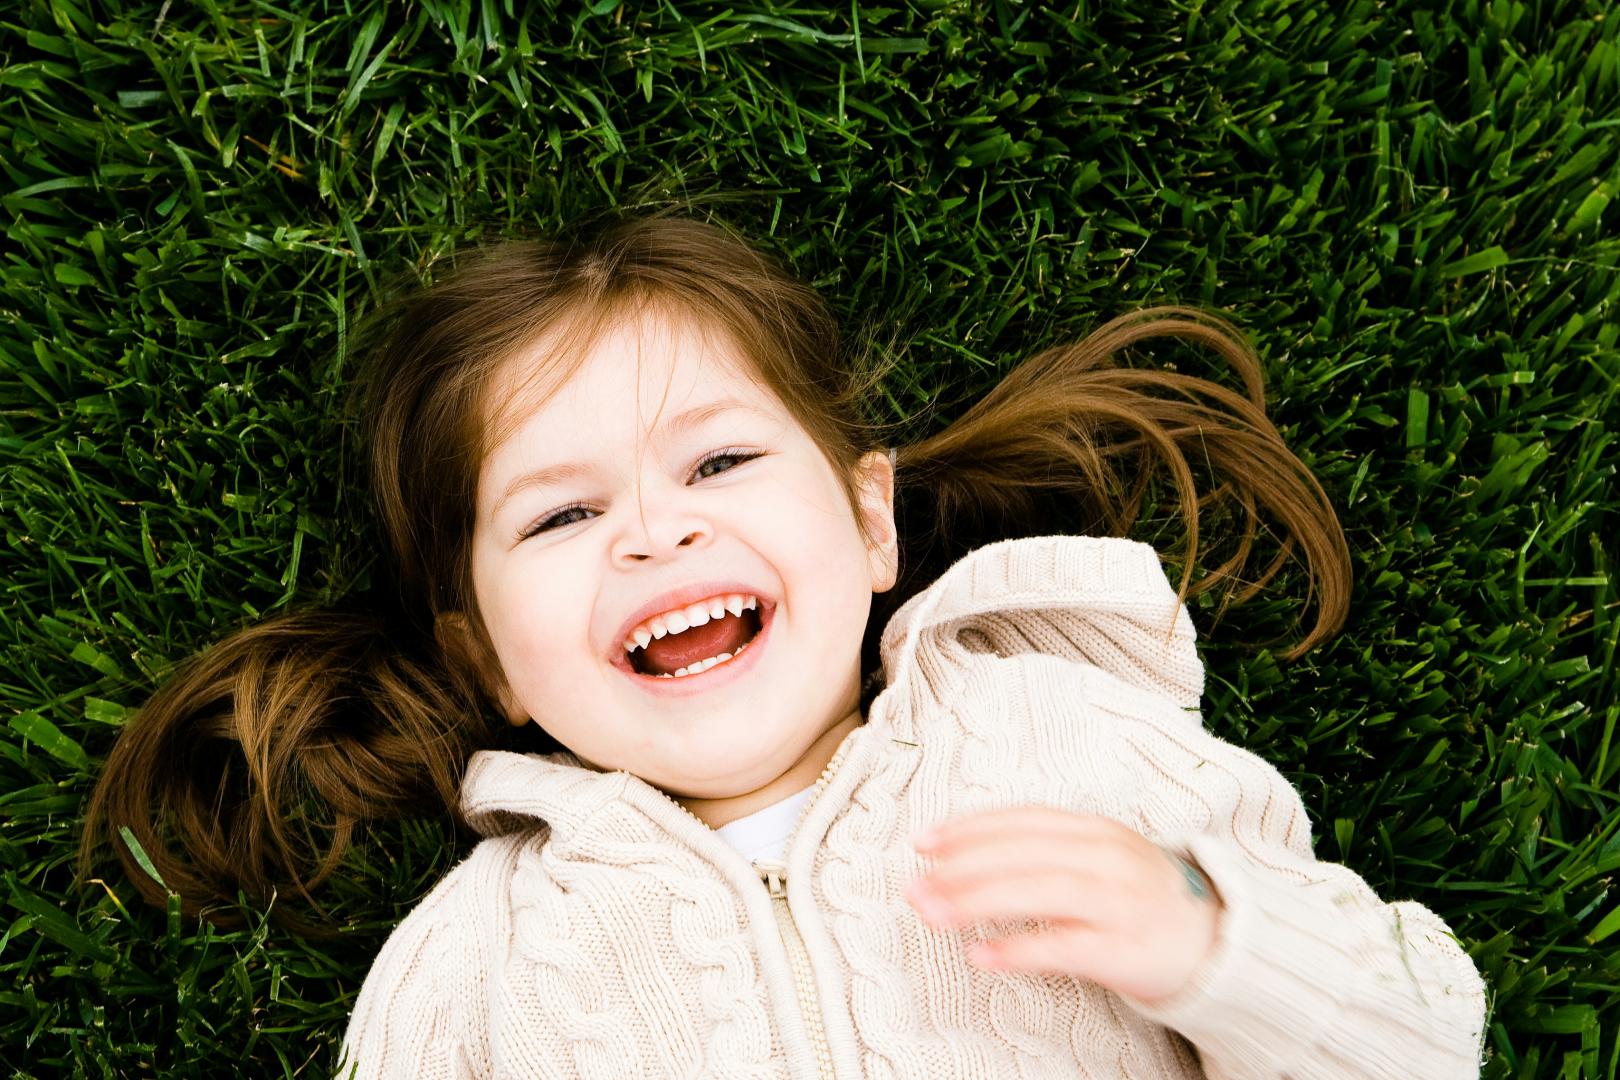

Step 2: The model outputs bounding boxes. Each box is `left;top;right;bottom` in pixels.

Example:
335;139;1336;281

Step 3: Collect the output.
338;830;544;1078
358;829;540;983
421;827;545;936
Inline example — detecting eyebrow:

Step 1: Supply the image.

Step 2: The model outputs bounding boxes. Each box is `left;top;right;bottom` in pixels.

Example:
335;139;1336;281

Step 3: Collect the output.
491;398;760;520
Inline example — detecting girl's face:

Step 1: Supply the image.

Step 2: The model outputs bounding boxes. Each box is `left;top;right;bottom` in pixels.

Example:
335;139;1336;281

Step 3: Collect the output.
465;304;898;805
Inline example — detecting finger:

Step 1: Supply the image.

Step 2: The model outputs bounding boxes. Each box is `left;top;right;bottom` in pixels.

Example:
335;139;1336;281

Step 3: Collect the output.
970;927;1195;1002
910;869;1120;929
914;806;1124;853
917;830;1128;894
966;926;1139;984
966;926;1103;977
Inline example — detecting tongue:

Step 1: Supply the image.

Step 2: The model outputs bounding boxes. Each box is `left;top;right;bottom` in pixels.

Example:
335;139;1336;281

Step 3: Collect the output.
639;611;755;675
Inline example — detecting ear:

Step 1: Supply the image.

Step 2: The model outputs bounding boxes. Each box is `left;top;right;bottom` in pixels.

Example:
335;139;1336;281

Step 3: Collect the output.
434;611;530;727
853;449;899;593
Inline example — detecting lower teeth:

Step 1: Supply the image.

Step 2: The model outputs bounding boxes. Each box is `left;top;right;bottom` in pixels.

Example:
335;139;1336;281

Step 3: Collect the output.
655;637;753;679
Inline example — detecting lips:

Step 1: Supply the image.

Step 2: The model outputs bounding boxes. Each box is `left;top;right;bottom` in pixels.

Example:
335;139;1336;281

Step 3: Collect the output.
609;580;774;664
615;599;776;695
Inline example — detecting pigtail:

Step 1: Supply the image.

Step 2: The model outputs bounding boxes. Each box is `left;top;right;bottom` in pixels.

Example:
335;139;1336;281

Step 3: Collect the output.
74;603;494;938
887;305;1351;659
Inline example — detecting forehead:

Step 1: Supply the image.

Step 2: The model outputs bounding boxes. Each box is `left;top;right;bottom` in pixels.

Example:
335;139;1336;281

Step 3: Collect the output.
479;303;780;462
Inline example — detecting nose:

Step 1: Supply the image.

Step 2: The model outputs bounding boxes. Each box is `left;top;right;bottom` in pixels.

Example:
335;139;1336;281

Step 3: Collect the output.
611;498;712;564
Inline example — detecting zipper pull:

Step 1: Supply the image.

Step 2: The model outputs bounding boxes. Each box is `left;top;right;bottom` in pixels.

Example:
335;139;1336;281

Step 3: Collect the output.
754;859;787;898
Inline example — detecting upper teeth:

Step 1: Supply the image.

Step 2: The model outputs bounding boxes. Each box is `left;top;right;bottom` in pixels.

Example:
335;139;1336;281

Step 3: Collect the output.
623;593;758;653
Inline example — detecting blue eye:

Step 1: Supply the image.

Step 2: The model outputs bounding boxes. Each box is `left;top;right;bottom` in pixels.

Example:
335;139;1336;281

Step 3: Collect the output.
520;503;594;539
694;449;764;479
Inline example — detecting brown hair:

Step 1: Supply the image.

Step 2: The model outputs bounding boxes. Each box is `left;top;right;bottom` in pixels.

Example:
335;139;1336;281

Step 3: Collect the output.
76;212;1350;936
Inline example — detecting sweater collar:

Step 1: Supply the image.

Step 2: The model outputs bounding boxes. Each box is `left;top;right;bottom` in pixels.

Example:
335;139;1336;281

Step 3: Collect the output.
459;697;888;850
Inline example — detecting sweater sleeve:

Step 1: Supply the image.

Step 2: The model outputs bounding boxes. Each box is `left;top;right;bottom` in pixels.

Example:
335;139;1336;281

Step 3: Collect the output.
335;835;522;1080
1110;698;1488;1079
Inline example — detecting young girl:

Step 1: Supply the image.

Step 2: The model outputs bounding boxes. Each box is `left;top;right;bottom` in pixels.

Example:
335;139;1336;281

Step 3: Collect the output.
79;214;1487;1078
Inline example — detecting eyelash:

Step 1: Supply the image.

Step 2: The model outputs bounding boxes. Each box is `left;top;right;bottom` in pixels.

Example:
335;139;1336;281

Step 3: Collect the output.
517;448;765;540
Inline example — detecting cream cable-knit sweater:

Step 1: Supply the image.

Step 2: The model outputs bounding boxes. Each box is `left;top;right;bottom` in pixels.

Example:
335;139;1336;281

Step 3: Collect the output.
338;535;1487;1079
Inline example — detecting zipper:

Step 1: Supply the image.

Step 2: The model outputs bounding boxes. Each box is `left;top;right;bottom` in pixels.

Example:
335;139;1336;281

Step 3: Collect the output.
755;858;837;1079
657;726;861;1077
746;730;857;1078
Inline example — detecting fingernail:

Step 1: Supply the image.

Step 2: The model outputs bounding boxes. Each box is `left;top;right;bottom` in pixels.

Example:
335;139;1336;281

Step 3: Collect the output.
914;828;940;849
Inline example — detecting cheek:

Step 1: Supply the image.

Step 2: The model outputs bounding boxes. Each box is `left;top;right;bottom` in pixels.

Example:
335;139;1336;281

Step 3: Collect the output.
765;463;864;543
759;478;875;614
482;555;598;679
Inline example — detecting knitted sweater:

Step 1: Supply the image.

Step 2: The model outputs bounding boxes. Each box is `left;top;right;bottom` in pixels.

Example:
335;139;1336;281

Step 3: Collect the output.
338;535;1487;1079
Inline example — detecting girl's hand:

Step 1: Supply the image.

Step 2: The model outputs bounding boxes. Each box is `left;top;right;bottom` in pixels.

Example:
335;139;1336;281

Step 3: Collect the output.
904;806;1223;1004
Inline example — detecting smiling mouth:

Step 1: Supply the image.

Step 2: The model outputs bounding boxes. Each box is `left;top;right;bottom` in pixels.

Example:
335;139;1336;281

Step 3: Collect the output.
626;606;765;679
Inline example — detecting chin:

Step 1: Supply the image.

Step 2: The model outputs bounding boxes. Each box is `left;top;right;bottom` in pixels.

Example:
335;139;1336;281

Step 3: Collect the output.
667;737;809;797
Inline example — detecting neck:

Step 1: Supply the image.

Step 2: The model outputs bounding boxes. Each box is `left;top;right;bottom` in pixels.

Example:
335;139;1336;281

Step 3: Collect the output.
677;711;863;830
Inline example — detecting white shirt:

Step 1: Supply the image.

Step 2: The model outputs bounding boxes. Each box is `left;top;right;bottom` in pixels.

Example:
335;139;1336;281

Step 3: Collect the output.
712;783;817;865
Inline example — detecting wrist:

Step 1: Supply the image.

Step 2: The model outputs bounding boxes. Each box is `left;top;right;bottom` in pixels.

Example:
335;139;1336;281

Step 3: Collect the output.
1141;847;1225;1005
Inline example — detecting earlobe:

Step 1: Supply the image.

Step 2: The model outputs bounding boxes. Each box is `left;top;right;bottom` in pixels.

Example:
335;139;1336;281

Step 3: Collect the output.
434;610;530;727
489;672;529;727
855;449;900;593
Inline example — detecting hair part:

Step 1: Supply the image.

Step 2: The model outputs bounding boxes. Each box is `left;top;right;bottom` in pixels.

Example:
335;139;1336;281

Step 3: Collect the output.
77;212;1350;935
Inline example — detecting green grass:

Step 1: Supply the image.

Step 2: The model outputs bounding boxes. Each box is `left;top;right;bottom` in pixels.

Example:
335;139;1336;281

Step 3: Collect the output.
2;0;1616;1074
